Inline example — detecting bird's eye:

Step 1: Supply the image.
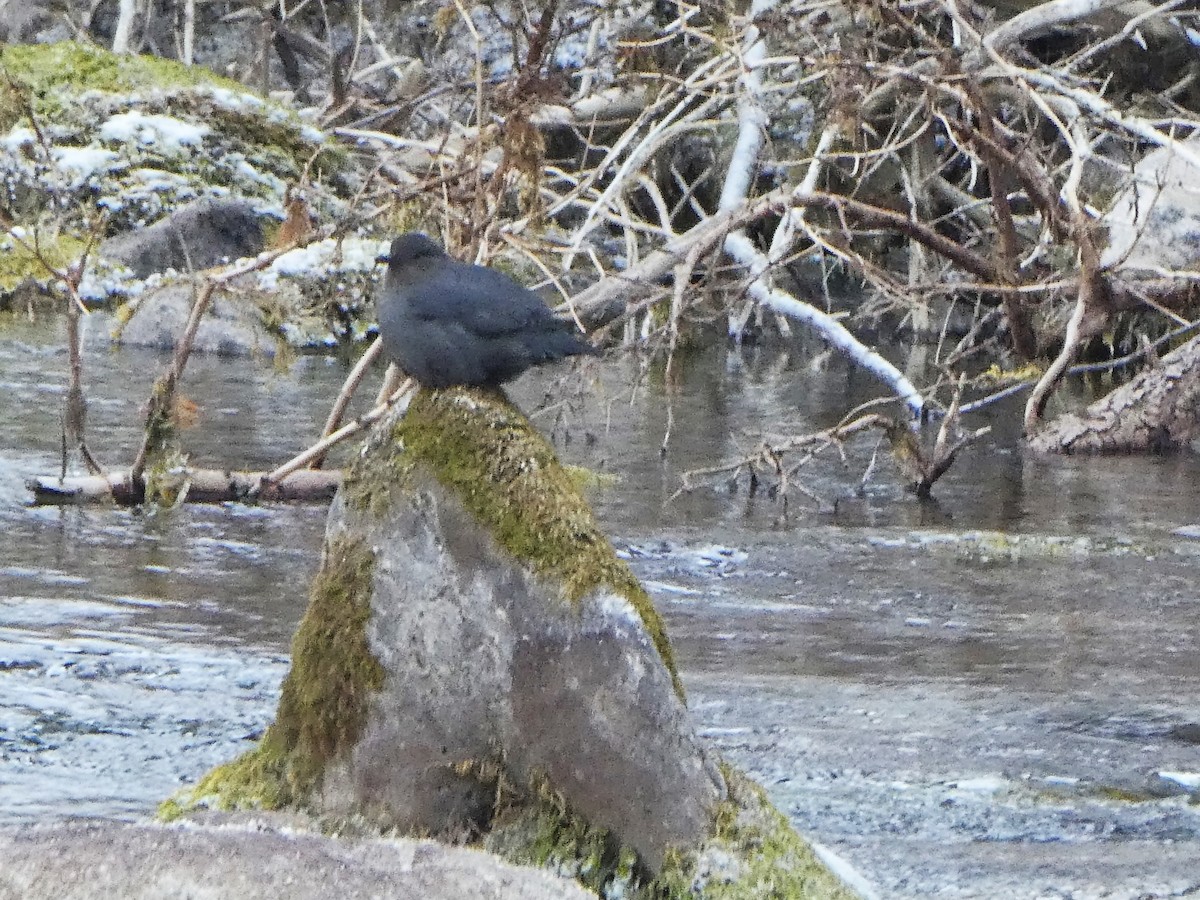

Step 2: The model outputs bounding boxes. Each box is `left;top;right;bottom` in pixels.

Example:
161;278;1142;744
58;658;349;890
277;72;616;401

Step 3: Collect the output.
376;254;389;264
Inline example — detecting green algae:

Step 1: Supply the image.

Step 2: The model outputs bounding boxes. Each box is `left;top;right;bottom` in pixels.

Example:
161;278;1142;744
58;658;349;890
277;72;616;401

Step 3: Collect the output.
164;534;383;816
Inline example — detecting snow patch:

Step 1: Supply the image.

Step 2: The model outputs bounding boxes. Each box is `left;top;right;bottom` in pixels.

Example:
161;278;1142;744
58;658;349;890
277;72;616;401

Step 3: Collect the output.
202;86;265;113
256;237;386;291
3;127;37;151
51;147;118;185
1158;771;1200;790
99;111;209;149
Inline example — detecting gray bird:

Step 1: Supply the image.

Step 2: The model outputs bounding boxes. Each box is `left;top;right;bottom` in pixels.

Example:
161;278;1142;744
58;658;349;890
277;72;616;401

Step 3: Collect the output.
376;233;594;389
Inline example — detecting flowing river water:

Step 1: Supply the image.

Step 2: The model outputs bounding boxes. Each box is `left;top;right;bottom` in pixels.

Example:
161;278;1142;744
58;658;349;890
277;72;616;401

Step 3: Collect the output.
1;313;1198;898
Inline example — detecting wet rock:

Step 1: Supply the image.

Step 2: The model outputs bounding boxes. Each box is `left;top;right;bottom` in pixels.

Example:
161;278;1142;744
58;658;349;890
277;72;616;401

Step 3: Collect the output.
100;198;265;279
283;389;721;867
0;819;597;900
174;388;854;898
116;279;278;357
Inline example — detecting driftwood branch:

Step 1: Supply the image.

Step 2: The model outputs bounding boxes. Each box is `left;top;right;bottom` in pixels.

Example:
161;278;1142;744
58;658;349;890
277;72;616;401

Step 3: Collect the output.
128;232;332;496
28;469;342;507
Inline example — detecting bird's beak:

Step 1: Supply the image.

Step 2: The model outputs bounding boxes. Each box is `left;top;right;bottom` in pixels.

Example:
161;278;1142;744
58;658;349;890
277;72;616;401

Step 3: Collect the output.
376;253;389;265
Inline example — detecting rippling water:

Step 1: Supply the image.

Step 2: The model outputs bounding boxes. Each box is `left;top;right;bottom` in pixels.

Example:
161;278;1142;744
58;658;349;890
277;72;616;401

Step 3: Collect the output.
2;312;1199;897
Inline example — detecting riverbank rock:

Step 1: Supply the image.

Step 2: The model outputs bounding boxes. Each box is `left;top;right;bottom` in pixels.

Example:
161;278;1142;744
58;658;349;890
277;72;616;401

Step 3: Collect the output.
99;198;265;279
171;387;855;898
0;818;596;900
0;42;386;345
112;235;388;355
1102;136;1200;276
115;279;280;357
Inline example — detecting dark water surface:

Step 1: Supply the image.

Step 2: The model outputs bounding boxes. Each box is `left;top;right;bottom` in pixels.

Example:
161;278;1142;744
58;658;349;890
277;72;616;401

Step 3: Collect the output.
2;314;1198;898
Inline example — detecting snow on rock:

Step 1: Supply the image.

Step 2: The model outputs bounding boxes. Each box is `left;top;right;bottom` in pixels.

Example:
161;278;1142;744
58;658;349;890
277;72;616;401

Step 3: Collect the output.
99;111;209;149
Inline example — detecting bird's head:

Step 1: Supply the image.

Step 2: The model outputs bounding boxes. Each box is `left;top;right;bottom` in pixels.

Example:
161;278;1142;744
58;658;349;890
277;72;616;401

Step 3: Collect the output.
384;232;444;271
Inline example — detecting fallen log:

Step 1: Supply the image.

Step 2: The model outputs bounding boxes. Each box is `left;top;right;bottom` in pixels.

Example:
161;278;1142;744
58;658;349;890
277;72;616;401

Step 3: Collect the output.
1027;332;1200;453
27;468;342;506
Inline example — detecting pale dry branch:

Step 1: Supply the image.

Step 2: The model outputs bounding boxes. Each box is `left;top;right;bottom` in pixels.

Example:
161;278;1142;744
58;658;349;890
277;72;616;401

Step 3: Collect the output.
252;379;415;497
310;336;385;469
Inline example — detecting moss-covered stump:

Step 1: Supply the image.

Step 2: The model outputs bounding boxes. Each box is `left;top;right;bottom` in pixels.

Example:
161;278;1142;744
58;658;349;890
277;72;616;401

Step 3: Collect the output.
170;388;855;898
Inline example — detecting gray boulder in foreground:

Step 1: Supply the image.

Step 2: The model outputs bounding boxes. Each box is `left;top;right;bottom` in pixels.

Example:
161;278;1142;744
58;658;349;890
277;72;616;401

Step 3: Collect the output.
171;387;856;899
0;818;596;900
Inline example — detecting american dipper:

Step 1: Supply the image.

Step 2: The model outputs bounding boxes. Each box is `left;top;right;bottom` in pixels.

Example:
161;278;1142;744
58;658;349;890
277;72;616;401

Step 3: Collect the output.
377;233;594;388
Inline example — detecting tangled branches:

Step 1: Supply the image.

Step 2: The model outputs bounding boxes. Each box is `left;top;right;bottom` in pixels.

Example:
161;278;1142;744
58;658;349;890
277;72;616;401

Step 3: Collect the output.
19;0;1200;504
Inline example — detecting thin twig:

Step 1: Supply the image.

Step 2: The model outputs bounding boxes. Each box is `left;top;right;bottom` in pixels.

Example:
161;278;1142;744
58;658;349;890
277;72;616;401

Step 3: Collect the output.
253;379;415;496
310;337;385;469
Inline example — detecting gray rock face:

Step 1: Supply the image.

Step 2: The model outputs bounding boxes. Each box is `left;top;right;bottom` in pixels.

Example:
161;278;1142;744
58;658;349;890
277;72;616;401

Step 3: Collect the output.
0;0;50;42
0;819;597;900
101;198;265;279
1102;137;1200;273
317;399;724;871
117;279;278;357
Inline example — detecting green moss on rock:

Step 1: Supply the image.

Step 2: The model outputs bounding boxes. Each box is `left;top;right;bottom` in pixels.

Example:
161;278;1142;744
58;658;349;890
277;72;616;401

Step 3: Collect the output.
648;765;858;899
0;233;87;293
0;42;348;240
483;764;855;900
342;387;681;696
0;42;245;124
485;788;642;898
164;534;384;816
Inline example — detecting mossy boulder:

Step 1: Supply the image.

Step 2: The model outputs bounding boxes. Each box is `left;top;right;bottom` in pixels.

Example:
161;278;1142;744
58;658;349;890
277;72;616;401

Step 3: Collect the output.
0;41;349;235
169;388;855;898
0;41;377;337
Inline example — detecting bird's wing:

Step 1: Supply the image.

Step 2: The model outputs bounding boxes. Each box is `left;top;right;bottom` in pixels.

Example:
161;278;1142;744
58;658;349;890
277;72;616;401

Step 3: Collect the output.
401;259;558;337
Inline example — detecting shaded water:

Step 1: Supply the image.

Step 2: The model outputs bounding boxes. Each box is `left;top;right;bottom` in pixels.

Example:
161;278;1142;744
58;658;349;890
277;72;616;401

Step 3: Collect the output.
1;314;1198;897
